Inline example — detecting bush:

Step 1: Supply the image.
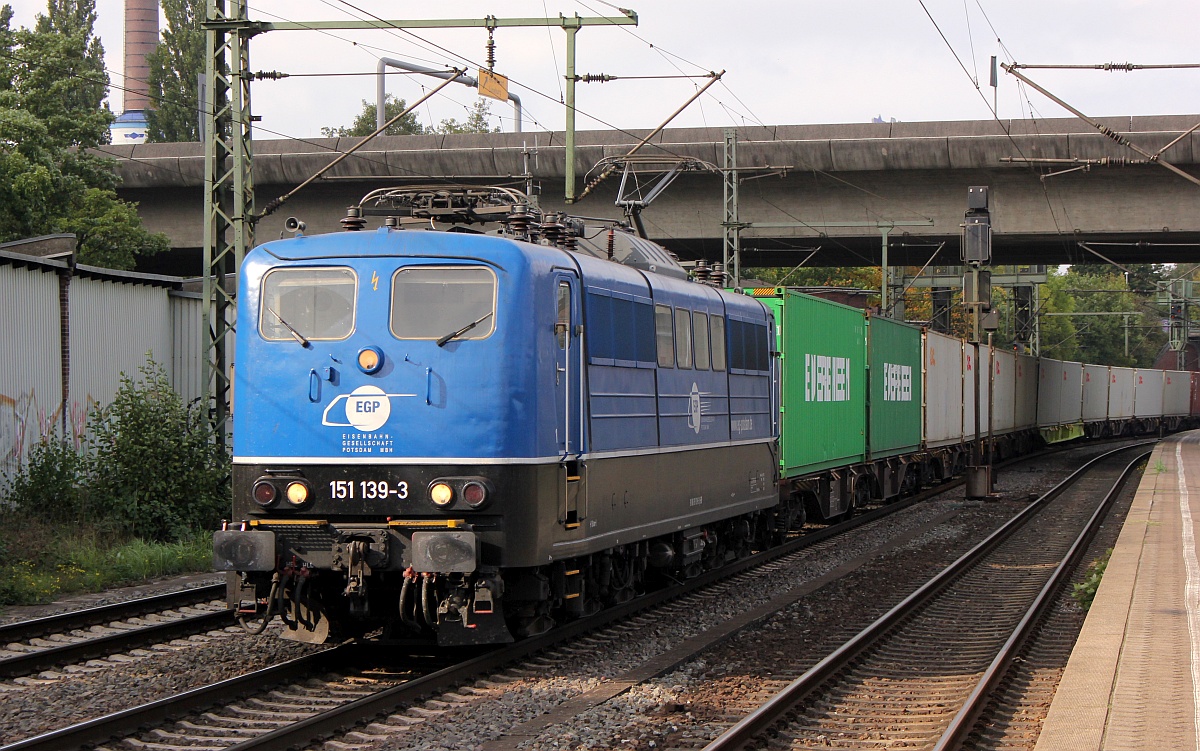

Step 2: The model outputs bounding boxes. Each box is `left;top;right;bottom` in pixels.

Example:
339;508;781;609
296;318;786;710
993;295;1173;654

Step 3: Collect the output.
4;433;87;523
0;358;228;606
85;360;230;542
1072;548;1113;611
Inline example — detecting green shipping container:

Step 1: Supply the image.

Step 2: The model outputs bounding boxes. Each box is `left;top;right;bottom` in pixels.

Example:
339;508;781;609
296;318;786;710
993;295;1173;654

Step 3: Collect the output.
866;315;924;458
756;289;867;478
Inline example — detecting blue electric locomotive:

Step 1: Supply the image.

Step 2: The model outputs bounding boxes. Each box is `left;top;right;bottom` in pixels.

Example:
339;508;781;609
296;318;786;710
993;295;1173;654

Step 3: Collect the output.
214;188;779;645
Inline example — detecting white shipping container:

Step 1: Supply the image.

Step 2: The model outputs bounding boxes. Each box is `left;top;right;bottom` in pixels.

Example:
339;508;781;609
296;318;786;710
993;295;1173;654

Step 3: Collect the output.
1134;369;1164;418
963;344;991;440
1061;362;1084;424
1164;370;1191;416
1037;359;1064;427
991;348;1016;433
1082;364;1110;422
1015;353;1038;430
1109;367;1135;419
923;330;964;447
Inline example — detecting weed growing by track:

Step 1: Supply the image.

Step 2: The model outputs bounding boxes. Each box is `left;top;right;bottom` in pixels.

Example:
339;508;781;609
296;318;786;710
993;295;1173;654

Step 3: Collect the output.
1072;547;1113;611
0;358;228;607
0;530;213;606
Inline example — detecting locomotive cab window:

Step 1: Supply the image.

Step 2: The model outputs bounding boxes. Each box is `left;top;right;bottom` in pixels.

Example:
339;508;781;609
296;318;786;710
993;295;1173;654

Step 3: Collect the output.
259;267;357;342
391;266;497;341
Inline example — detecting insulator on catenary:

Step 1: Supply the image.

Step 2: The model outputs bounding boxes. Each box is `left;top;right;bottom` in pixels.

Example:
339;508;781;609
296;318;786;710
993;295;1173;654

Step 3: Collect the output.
709;263;727;287
502;204;534;238
341;206;366;231
539;213;565;247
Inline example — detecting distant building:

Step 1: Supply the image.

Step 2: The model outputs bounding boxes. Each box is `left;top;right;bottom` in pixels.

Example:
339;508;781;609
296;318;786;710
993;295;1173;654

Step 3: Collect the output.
110;109;150;145
1154;338;1200;371
109;0;157;145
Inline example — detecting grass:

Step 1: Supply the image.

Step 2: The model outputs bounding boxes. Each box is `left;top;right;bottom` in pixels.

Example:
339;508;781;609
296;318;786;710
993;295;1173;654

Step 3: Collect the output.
1072;547;1113;612
0;518;213;608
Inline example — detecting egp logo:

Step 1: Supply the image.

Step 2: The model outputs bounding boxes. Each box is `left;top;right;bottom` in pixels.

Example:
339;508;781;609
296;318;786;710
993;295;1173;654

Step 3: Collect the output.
687;382;703;433
322;385;415;432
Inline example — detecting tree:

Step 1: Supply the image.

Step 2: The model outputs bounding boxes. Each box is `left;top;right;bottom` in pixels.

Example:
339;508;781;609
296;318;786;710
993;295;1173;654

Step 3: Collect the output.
0;5;15;92
322;93;424;137
17;0;110;148
0;0;168;269
323;95;502;137
146;0;204;142
431;98;500;135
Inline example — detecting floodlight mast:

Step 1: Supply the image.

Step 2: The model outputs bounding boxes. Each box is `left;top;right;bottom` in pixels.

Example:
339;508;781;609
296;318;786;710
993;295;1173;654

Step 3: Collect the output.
200;5;637;441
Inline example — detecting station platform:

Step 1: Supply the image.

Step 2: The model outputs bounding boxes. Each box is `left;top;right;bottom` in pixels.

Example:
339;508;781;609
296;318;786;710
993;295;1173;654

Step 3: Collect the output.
1036;431;1200;750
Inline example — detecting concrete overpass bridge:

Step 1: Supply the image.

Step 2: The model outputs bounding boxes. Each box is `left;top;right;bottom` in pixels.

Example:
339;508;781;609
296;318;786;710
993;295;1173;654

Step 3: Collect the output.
110;114;1200;275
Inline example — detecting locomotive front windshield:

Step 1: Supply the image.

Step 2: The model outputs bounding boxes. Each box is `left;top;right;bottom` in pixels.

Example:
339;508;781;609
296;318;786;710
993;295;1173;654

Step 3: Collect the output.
391;266;497;341
259;267;356;341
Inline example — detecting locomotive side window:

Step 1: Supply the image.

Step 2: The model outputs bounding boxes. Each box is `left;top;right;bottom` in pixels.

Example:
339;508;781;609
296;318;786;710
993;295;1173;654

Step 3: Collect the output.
675;309;693;369
585;290;656;366
728;320;770;372
259;267;357;342
711;316;726;371
655;304;674;368
556;282;571;348
390;266;497;341
694;312;711;370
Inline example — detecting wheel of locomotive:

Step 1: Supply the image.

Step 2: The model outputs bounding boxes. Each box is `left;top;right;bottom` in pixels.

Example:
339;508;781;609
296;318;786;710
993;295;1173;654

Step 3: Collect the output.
772;492;806;543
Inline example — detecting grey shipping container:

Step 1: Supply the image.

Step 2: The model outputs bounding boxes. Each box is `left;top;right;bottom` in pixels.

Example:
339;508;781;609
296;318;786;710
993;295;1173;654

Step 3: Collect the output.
923;330;964;447
1108;367;1135;419
1037;359;1063;427
1061;362;1083;424
962;344;991;440
1165;370;1191;416
991;348;1016;433
1134;369;1164;418
1015;353;1038;429
1082;364;1110;422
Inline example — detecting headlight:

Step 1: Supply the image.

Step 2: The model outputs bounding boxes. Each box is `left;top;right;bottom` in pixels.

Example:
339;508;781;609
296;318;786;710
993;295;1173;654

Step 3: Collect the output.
429;482;454;507
462;481;488;507
252;481;278;507
285;481;311;506
357;346;384;374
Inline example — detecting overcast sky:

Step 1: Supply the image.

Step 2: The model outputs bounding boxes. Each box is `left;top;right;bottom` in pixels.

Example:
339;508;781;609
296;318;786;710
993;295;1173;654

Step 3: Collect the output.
3;0;1197;139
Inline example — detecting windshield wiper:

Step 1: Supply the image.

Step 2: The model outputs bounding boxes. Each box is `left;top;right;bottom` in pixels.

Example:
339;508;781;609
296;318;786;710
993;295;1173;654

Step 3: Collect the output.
437;311;493;347
266;306;311;348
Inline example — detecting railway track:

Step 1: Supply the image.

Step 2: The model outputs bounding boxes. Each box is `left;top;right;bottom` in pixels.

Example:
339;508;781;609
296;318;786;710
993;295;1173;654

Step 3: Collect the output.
0;442;1130;750
0;585;229;681
701;442;1149;751
3;462;983;751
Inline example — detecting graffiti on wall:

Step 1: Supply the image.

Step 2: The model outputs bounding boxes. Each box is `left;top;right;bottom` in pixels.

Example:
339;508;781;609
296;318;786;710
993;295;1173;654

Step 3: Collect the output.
0;389;98;485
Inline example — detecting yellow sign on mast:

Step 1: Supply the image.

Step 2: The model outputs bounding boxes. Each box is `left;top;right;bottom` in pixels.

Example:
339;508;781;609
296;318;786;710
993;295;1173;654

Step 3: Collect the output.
477;69;509;101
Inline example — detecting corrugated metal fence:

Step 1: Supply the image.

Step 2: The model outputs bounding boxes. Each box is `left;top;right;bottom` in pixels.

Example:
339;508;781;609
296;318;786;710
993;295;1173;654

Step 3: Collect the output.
1;251;207;491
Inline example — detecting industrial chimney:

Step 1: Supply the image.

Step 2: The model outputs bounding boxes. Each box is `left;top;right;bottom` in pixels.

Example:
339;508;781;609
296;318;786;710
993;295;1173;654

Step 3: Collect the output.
111;0;158;144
